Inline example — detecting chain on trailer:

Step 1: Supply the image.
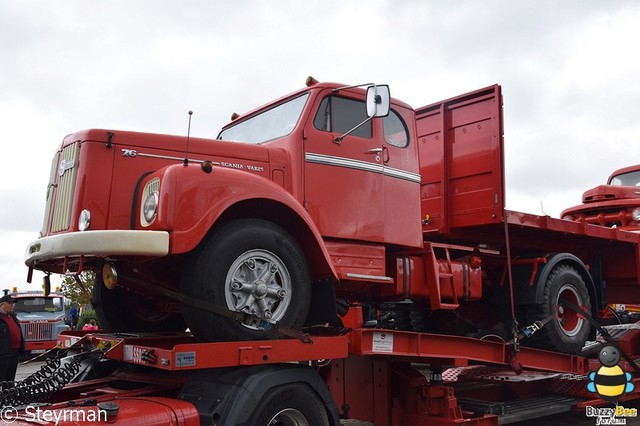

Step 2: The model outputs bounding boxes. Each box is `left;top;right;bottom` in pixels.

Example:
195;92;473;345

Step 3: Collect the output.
0;353;86;407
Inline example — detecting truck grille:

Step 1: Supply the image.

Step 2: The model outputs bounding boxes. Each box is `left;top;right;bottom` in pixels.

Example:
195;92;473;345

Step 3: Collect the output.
22;322;53;342
42;142;80;234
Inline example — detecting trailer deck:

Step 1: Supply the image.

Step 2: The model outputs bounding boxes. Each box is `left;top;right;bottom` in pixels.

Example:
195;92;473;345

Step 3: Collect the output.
6;320;640;425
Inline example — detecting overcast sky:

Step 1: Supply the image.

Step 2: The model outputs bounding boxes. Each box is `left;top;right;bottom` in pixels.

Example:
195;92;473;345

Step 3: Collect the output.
2;1;639;291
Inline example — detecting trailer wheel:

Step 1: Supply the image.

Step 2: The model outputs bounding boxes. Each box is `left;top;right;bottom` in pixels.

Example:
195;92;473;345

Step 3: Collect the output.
181;219;311;342
248;383;330;426
92;275;186;332
529;264;591;354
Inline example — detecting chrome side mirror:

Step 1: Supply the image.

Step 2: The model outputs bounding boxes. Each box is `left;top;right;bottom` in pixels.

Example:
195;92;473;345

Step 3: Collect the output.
366;85;390;118
335;84;391;144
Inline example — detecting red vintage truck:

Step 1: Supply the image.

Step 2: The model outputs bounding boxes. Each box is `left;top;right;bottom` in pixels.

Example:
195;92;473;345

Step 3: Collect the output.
24;78;640;357
561;164;640;230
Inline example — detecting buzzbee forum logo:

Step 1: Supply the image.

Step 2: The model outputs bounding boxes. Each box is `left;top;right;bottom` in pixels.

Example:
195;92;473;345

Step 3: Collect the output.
587;346;634;402
585;345;637;425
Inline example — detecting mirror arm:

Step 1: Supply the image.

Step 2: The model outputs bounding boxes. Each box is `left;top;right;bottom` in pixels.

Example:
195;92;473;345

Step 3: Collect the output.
334;115;374;145
332;82;374;93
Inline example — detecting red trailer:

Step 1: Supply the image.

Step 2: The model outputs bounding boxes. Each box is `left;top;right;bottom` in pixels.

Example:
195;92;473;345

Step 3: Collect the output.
3;310;640;425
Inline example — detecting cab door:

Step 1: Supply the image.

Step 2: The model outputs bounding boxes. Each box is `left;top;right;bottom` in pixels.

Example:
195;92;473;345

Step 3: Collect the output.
379;108;423;247
303;91;385;243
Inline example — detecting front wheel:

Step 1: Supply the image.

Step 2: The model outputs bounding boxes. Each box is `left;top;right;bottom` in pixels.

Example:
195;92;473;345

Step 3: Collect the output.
528;264;591;354
92;274;186;333
181;219;311;342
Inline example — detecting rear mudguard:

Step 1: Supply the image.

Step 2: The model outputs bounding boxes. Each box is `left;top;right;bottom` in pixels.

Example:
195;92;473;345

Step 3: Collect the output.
178;363;340;425
504;252;598;309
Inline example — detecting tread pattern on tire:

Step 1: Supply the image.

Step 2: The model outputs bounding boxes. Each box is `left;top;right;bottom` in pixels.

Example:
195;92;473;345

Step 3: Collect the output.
181;219;311;342
528;264;591;354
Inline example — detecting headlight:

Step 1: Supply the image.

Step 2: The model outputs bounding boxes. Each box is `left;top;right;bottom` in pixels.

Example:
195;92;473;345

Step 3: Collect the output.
140;178;160;227
632;208;640;222
143;191;159;223
78;209;91;231
102;263;118;289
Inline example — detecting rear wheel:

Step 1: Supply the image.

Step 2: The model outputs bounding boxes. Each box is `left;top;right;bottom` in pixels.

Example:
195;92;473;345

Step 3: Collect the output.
528;264;591;354
248;383;330;426
181;219;311;342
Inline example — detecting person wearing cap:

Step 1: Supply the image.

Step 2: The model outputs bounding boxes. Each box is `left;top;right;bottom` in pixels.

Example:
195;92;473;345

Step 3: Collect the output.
0;293;25;383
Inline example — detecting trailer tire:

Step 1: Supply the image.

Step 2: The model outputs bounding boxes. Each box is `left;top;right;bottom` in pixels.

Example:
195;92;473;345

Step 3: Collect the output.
181;219;311;342
92;275;186;332
248;383;331;426
529;264;591;354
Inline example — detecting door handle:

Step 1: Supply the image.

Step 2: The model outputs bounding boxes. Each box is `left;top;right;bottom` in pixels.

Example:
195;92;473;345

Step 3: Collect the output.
366;148;383;154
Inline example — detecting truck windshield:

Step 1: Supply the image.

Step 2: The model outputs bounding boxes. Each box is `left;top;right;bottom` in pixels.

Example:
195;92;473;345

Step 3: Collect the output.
218;93;309;144
610;170;640;186
14;297;64;313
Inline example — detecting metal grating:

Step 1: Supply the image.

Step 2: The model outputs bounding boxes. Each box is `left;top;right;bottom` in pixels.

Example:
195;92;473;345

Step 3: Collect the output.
22;322;53;342
40;149;60;237
50;142;80;233
458;395;584;425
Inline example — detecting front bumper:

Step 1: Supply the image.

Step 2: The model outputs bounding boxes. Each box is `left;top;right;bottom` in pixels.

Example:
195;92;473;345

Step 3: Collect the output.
25;230;170;267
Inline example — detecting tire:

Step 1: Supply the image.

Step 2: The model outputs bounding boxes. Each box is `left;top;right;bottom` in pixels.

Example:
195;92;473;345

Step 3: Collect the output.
181;219;311;342
528;264;591;354
92;274;187;332
248;383;330;426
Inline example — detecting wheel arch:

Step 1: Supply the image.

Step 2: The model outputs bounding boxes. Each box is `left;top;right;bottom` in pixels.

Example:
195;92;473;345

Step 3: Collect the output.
212;198;336;281
178;364;340;425
154;164;338;281
534;252;599;314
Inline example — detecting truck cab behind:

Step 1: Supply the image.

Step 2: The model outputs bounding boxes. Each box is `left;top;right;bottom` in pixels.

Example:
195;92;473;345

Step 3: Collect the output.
12;291;67;355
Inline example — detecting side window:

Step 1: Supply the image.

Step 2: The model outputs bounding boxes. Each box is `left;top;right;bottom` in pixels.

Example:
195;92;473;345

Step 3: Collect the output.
383;110;409;148
313;96;372;138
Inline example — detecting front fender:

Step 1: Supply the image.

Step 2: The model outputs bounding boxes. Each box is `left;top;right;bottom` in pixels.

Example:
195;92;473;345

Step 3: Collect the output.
143;163;337;279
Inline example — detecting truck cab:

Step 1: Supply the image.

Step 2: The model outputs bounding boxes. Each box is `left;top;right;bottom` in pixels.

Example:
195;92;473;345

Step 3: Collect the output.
561;164;640;230
24;80;420;342
12;290;67;355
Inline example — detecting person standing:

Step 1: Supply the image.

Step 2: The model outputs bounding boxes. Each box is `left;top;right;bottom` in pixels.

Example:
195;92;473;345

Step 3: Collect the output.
0;293;25;383
67;304;79;330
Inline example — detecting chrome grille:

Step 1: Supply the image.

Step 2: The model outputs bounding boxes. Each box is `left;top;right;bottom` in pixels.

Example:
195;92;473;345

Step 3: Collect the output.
49;142;80;233
22;322;53;341
40;149;59;236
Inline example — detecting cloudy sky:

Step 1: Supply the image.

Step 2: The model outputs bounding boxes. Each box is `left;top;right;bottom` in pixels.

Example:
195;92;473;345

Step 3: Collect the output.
1;1;639;291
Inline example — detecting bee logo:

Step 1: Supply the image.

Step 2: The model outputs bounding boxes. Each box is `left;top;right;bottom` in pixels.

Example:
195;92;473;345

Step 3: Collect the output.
587;345;634;402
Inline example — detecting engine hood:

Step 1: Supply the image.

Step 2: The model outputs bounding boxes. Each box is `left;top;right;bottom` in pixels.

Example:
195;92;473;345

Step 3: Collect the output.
582;184;640;203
